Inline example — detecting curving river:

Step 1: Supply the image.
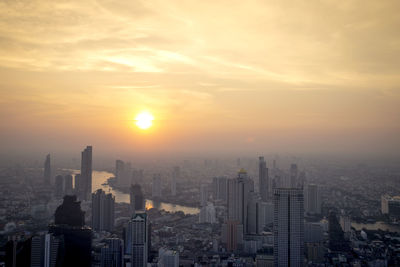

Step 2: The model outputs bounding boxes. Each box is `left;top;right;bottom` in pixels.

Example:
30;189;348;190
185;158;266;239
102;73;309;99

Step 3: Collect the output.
70;170;199;215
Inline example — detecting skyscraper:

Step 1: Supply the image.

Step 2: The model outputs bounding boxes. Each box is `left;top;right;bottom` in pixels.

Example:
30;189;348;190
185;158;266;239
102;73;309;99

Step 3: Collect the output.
44;154;51;184
92;189;115;232
129;212;149;267
31;233;60;267
130;184;145;215
158;248;179;267
100;238;123;267
152;174;162;198
54;175;64;198
64;174;73;195
227;169;254;231
200;183;208;206
273;188;304;267
290;163;298;188
79;146;92;200
49;195;92;267
305;184;321;214
259;156;269;201
212;176;228;202
171;166;179;196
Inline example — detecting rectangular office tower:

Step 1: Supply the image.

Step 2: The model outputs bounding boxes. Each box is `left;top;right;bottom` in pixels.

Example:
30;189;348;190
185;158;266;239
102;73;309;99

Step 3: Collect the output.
274;188;304;267
92;189;115;232
259;156;269;201
100;238;124;267
79;146;92;200
31;234;60;267
129;213;149;267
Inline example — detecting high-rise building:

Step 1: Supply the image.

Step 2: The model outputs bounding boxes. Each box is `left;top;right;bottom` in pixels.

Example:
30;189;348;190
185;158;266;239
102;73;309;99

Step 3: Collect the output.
171;166;180;196
199;202;216;224
79;146;92;200
129;212;149;267
100;238;123;267
259;156;269;201
92;189;115;232
305;184;321;214
158;248;179;267
290;164;298;188
221;220;244;252
227;169;254;231
49;195;92;267
130;184;145;215
31;233;60;267
381;195;400;217
64;174;73;195
54;175;64;198
212;176;228;202
152;174;162;198
115;160;124;185
44;154;51;184
200;183;208;206
274;188;304;267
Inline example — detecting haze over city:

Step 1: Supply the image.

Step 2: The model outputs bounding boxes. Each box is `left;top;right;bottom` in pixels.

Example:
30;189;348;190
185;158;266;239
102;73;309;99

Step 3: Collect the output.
1;1;400;267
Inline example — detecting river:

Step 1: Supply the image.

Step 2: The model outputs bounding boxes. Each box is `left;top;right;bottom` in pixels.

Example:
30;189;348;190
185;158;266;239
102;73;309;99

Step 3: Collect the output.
69;170;200;215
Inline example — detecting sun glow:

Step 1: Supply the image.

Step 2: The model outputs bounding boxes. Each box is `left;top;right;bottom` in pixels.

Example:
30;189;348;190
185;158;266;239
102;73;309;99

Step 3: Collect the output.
135;111;154;130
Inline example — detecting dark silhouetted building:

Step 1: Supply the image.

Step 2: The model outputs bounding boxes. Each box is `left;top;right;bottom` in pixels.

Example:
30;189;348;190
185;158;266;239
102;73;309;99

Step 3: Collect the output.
100;238;123;267
259;156;269;201
78;146;92;200
49;195;92;267
130;184;145;215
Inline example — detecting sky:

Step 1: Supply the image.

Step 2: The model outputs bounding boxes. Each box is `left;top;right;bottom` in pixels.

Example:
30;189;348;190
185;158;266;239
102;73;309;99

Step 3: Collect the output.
0;0;399;158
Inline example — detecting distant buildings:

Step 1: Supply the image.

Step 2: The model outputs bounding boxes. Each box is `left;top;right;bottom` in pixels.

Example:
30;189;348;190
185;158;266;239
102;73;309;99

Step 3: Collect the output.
44;154;51;184
92;189;115;232
381;195;400;217
290;163;298;188
158;248;179;267
171;166;180;196
152;174;162;198
274;188;304;267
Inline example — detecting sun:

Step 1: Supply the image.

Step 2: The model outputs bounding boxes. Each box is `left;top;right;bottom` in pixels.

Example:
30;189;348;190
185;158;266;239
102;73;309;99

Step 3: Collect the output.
135;111;154;130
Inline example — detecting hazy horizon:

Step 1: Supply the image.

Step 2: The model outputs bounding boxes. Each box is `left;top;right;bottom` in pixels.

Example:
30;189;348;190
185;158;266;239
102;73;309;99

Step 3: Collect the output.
1;0;400;157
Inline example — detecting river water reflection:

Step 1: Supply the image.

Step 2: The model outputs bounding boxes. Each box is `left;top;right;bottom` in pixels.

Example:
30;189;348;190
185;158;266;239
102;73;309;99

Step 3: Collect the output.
70;170;200;215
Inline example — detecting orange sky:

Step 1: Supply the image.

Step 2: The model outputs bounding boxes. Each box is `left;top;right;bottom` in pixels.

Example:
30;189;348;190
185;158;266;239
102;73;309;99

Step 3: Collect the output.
0;0;399;157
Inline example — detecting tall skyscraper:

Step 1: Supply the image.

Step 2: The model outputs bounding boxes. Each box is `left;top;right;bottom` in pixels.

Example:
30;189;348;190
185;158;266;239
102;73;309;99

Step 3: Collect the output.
171;166;179;196
92;189;115;232
31;233;60;267
199;202;216;224
273;188;304;267
305;184;321;214
129;212;149;267
200;184;208;206
44;154;51;184
152;174;162;198
79;146;92;200
100;238;123;267
212;176;228;202
221;220;243;252
64;174;73;195
290;163;298;188
54;175;64;198
227;169;254;232
130;184;145;215
49;195;92;267
259;156;269;201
